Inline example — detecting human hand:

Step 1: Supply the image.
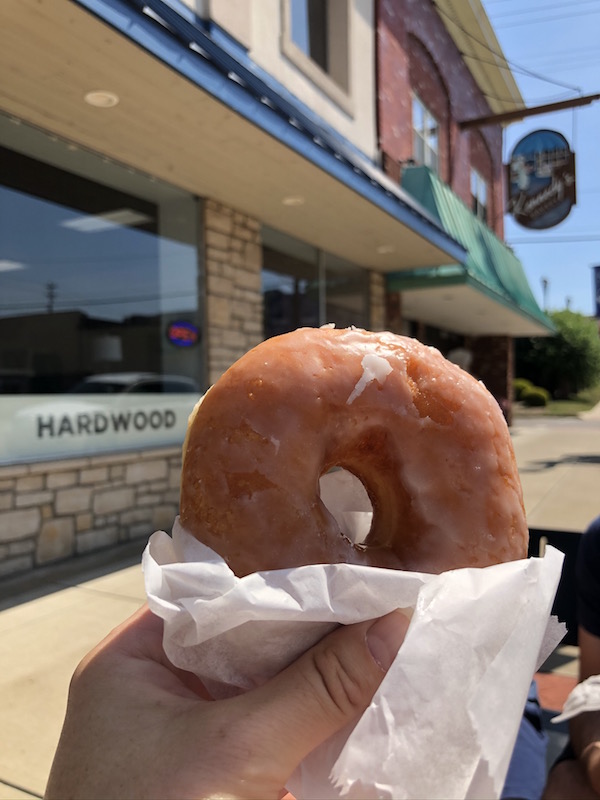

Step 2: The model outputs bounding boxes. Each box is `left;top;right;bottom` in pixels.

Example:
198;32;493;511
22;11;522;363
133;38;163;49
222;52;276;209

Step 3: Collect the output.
571;706;600;796
45;604;409;800
542;758;600;799
582;741;600;795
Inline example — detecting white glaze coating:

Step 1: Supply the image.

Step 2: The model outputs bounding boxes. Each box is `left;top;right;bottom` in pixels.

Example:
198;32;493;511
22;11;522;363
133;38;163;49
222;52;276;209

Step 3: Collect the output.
347;353;393;404
180;326;527;576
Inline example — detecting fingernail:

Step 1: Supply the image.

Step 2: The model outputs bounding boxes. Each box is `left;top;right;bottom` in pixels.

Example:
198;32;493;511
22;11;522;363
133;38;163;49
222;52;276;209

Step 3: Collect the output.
366;610;409;671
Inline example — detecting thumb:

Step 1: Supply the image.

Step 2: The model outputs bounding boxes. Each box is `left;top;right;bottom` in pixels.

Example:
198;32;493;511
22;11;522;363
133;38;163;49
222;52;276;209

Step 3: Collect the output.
582;742;600;794
246;610;410;781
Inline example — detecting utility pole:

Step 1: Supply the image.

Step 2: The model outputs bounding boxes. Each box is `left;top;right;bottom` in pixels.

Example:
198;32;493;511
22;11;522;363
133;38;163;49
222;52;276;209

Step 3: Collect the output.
46;282;56;313
541;277;549;311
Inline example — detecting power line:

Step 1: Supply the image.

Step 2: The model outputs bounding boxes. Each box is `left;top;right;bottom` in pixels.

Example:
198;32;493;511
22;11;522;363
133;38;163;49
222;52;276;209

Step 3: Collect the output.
432;0;583;94
488;90;578;106
523;43;599;60
459;50;583;95
525;57;600;75
486;0;597;5
508;234;600;244
523;49;600;71
493;8;600;29
0;289;195;313
489;0;600;18
481;4;600;81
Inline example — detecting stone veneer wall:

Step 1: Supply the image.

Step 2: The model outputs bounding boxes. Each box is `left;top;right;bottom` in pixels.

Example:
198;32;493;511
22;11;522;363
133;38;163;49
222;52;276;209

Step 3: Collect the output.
0;447;182;578
204;199;264;385
370;273;386;331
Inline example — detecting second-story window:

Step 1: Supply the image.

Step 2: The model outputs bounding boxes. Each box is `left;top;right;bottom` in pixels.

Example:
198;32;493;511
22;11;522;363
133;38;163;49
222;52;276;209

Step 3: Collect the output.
412;94;439;173
282;0;351;108
471;168;488;223
291;0;328;74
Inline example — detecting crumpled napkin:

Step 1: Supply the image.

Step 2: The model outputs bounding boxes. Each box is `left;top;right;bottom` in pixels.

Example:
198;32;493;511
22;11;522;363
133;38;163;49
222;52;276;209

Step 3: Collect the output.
143;512;565;800
552;675;600;723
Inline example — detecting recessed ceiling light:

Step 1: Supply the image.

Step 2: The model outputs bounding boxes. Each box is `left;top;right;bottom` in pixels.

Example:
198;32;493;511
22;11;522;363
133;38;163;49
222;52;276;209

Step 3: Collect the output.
62;209;152;232
282;195;305;206
84;90;120;108
376;244;395;254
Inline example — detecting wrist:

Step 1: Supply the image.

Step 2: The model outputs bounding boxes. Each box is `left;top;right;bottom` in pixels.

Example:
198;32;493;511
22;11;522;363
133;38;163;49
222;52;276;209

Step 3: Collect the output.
581;741;600;793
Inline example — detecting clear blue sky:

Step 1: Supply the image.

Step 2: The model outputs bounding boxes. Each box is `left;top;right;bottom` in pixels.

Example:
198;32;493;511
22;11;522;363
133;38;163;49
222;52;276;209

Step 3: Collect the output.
481;0;600;318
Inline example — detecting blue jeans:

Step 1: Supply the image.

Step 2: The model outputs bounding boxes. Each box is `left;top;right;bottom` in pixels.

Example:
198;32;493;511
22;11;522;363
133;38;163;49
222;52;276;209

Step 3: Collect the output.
502;681;548;800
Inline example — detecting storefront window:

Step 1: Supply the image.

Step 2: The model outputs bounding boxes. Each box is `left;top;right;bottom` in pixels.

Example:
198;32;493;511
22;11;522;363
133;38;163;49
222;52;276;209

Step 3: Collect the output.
0;116;203;463
324;251;369;328
262;226;368;337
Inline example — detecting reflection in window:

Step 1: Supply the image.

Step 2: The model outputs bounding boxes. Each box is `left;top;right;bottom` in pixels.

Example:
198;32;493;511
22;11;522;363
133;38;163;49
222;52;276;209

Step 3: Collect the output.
325;252;369;328
262;228;368;337
262;247;319;338
0;143;203;395
290;0;327;73
412;94;439;173
471;168;488;223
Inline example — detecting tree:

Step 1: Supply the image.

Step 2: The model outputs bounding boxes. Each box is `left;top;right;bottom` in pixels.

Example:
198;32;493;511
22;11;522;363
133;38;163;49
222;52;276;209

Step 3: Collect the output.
516;309;600;398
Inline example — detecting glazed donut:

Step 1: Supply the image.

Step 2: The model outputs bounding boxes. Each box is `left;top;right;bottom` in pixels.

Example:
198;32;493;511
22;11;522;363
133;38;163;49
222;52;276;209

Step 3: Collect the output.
180;326;527;576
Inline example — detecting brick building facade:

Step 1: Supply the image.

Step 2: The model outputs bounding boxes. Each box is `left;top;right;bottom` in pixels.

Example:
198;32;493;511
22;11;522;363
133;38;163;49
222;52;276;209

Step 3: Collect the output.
376;0;535;412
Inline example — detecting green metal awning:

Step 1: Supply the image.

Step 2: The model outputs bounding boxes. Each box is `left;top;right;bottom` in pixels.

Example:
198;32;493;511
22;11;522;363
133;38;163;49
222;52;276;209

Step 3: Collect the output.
388;165;555;337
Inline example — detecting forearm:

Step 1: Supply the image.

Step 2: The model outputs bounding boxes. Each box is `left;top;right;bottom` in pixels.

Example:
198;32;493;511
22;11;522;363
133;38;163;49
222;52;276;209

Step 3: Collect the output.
571;712;600;794
579;627;600;684
572;625;600;791
543;758;600;800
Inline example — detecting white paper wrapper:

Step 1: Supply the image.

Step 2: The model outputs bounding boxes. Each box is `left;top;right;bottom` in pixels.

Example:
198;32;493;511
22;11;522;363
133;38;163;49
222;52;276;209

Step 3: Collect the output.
142;473;566;800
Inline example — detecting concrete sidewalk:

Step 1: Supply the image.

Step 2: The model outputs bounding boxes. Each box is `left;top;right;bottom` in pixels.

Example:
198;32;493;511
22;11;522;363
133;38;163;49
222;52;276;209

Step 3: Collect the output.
1;405;600;798
511;402;600;532
0;546;147;799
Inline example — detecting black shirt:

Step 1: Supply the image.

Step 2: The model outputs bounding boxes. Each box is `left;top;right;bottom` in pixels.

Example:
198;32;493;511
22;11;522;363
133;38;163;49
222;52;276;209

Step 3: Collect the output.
577;516;600;638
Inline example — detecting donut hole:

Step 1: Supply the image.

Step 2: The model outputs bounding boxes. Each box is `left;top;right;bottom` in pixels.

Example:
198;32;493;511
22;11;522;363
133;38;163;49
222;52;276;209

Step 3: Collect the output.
318;467;373;546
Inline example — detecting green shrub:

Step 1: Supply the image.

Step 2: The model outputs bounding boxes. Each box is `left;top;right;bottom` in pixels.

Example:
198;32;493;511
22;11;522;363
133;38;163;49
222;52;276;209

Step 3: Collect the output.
513;378;534;401
521;386;551;407
516;310;600;397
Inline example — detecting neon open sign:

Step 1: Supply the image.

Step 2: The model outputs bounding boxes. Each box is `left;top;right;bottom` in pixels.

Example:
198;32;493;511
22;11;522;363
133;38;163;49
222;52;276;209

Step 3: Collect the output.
167;320;199;347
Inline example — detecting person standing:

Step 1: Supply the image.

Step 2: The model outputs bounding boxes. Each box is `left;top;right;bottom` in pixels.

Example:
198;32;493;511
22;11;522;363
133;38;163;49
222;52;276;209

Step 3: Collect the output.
543;516;600;798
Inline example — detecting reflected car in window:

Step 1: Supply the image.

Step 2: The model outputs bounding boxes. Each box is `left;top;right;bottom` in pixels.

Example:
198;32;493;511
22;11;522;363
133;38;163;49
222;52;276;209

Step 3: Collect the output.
68;373;200;395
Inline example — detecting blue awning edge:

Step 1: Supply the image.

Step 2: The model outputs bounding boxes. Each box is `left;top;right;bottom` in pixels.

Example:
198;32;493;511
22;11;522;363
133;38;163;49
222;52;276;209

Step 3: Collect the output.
72;0;468;266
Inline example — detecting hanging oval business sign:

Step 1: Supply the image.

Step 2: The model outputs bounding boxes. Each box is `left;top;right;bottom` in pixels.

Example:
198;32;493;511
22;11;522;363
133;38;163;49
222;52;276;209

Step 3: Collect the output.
506;130;576;229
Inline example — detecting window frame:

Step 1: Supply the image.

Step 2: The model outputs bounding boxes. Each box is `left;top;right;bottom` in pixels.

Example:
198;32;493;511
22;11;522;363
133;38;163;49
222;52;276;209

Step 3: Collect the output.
470;167;489;223
411;93;439;173
281;0;353;114
261;226;369;338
